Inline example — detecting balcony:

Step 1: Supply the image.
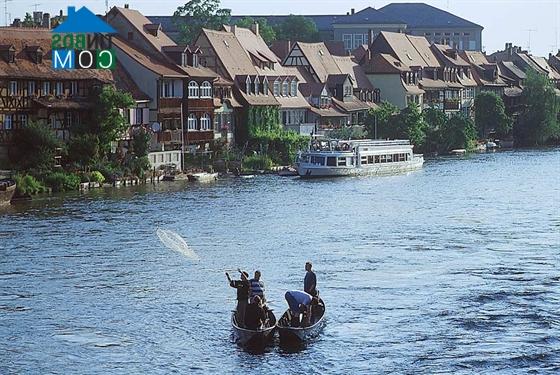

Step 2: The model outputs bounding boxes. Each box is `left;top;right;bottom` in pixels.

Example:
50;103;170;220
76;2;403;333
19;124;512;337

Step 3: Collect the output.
283;123;316;135
157;129;214;144
443;99;460;111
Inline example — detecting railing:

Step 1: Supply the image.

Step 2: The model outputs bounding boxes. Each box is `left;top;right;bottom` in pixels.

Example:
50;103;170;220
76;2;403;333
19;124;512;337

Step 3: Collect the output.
284;123;316;135
444;99;460;110
157;130;215;144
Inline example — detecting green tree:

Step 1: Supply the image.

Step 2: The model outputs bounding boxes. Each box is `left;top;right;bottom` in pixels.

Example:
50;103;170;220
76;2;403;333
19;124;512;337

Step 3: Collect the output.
236;17;277;44
273;15;320;42
515;69;560;145
422;107;447;153
67;134;99;168
474;91;512;137
90;86;134;158
439;113;477;152
132;127;151;158
399;103;427;149
173;0;231;44
22;13;35;27
365;101;399;139
9;121;62;172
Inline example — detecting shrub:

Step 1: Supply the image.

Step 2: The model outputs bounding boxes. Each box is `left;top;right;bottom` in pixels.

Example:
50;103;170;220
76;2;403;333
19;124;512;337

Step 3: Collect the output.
42;171;81;192
94;163;123;183
14;174;47;195
67;134;99;168
9;121;62;172
129;156;151;179
89;171;105;184
243;154;274;171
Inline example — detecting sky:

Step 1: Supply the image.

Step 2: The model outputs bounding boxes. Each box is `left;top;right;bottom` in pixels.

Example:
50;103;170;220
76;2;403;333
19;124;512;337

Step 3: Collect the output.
5;0;560;56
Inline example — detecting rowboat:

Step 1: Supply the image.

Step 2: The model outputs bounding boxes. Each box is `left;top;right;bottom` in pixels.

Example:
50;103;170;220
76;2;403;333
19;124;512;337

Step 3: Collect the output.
231;309;276;348
0;179;16;206
276;298;326;344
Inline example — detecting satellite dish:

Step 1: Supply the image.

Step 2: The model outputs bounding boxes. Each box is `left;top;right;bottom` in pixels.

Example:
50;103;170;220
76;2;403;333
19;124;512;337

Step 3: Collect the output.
151;122;161;132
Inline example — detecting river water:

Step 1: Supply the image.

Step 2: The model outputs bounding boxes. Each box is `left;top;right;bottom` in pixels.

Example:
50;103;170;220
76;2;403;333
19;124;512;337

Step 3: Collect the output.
1;149;559;374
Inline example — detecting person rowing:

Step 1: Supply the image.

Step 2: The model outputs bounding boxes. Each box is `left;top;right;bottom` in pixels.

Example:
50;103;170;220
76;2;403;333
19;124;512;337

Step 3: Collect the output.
226;269;250;327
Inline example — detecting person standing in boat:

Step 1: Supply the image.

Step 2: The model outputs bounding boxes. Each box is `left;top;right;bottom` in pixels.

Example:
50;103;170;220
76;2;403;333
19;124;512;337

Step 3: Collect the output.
226;270;250;326
249;270;266;302
304;262;317;297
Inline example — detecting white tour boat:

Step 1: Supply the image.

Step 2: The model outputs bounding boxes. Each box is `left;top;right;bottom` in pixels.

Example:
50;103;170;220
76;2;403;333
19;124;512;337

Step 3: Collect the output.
296;139;424;178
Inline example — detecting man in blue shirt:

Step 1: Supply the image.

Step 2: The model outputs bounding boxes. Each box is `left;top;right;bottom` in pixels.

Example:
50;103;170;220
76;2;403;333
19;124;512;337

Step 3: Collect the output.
249;270;266;302
304;262;317;296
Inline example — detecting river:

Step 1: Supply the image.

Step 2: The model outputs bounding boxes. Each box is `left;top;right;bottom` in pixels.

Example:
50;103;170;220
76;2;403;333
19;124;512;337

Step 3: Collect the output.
1;148;559;374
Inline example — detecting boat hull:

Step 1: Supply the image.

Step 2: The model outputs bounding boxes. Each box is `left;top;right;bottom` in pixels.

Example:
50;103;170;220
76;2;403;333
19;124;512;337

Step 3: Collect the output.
276;299;326;344
297;157;424;178
231;310;276;348
0;180;16;206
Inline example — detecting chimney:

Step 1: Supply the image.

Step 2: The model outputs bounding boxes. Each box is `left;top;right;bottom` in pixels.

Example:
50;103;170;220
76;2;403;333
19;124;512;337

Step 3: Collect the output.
42;13;50;28
251;22;259;37
351;8;355;15
59;9;63;17
12;18;21;27
124;4;130;9
33;11;43;25
368;29;374;45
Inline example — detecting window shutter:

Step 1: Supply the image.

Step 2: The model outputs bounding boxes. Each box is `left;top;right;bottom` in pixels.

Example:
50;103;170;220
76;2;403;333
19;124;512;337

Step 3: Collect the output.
143;108;149;125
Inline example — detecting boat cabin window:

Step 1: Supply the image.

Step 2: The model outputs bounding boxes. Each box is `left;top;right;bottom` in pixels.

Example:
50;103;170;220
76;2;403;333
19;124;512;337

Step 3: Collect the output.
337;157;347;167
327;157;336;166
311;156;325;165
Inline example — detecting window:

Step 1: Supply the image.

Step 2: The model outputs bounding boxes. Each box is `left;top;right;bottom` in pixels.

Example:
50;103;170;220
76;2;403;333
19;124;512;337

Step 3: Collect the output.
182;53;188;67
36;52;43;64
187;114;197;131
327;157;336;166
344;85;352;97
290;80;297;97
246;76;251;94
310;156;324;165
188;81;199;98
19;114;28;127
273;81;280;96
263;78;269;96
55;82;63;96
254;77;260;95
200;113;211;130
162;80;175;98
200;81;212;98
282;80;288;96
343;34;352;50
4;114;13;130
70;81;78;96
43;81;51;96
353;33;364;49
8;51;15;63
337;157;347;167
27;81;36;96
9;81;17;96
192;54;199;68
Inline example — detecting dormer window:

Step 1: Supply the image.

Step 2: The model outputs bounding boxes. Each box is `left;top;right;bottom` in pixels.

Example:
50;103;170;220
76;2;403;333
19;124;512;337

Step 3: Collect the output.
1;45;16;63
246;76;251;94
182;53;188;67
254;76;260;95
282;80;288;96
273;80;280;96
192;54;199;68
263;78;269;96
290;79;297;97
144;23;161;37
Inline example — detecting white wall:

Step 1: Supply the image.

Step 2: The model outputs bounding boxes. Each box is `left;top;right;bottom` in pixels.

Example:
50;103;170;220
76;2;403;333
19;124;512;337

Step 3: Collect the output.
366;74;407;109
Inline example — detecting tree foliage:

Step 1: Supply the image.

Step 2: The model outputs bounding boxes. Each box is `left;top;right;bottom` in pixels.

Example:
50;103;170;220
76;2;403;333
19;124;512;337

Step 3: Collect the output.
474;91;512;137
132;127;152;158
273;15;321;42
90;85;134;158
173;0;231;44
22;13;35;27
67;134;99;168
439;113;477;152
515;69;560;145
236;17;276;44
365;101;399;139
9;121;62;172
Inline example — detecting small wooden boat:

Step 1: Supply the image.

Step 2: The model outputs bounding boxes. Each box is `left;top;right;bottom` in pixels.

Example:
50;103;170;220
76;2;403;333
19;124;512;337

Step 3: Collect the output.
0;179;16;206
187;172;218;182
278;167;298;177
231;309;276;348
276;298;326;344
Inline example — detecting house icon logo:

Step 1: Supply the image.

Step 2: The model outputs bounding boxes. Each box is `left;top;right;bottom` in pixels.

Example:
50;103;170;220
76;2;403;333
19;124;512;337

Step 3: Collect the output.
52;6;117;70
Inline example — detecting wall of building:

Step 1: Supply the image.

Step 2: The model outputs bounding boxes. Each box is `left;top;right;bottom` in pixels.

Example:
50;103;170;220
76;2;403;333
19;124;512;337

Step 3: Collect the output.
407;27;482;51
333;25;405;51
366;74;407;109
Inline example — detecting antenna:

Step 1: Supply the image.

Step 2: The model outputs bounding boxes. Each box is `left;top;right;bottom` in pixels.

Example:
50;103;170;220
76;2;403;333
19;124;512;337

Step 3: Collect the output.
32;3;42;12
525;29;537;52
3;0;13;26
105;0;109;14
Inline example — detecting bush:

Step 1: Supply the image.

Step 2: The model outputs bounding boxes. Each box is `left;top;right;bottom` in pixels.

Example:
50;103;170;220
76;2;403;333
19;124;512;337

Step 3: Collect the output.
129;156;151;179
9;121;62;172
243;154;274;171
42;171;81;192
249;131;309;165
67;134;99;168
14;174;47;195
94;163;123;183
89;171;105;184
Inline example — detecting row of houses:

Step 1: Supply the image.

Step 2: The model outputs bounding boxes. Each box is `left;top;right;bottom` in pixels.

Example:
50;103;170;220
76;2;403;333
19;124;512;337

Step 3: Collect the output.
0;5;559;169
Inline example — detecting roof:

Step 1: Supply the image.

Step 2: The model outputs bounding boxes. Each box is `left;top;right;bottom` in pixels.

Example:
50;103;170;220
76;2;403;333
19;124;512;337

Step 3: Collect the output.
225;25;279;65
332;7;405;25
363;53;409;74
332;56;374;90
33;97;93;110
296;42;342;83
275;94;310;109
0;27;112;82
324;41;347;57
529;55;560;80
499;61;526;80
419;78;448;89
374;31;440;69
200;28;258;79
352;44;369;61
299;82;328;97
504;86;523;97
379;3;483;29
309;106;347;117
459;50;490;66
109;7;177;55
54;6;116;34
431;44;471;67
332;97;371;112
112;36;185;77
326;74;350;86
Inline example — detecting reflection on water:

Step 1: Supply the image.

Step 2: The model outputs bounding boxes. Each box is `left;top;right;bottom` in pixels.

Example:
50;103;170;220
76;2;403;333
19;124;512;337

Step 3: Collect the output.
1;148;559;374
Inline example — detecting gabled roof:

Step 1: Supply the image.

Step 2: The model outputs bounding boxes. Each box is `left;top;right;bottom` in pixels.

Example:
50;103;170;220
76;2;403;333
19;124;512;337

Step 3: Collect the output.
200;28;258;79
327;74;351;86
333;7;406;25
54;6;116;34
295;42;342;83
407;35;440;68
362;53;409;74
431;44;471;67
332;55;374;90
299;82;328;97
459;50;490;66
375;31;439;69
529;55;560;80
379;3;483;29
499;61;526;80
